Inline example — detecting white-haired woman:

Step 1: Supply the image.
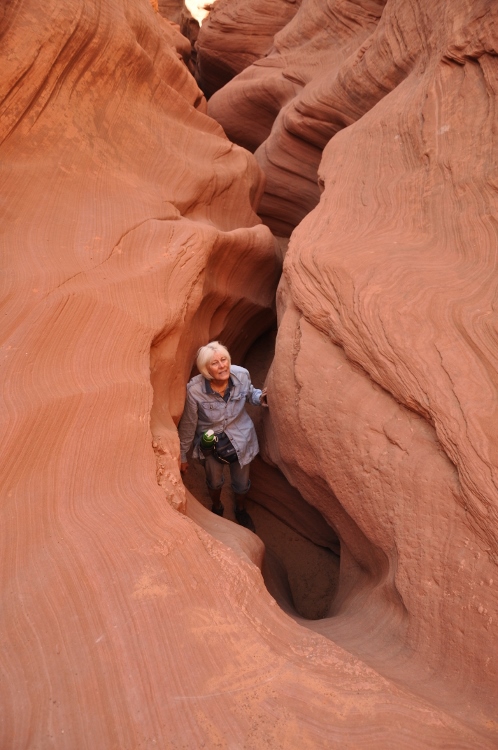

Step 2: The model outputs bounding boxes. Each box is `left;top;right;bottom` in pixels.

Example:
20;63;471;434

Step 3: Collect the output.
178;341;267;531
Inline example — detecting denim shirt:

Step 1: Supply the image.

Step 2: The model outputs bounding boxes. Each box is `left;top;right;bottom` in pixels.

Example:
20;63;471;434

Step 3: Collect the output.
178;365;262;467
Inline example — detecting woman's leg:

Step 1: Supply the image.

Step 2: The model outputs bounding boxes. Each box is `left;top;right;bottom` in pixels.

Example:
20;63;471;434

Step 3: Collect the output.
229;463;255;531
229;461;250;497
204;454;224;514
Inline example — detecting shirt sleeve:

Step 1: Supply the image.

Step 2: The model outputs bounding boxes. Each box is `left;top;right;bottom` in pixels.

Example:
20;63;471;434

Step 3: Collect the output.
246;378;263;406
178;388;199;462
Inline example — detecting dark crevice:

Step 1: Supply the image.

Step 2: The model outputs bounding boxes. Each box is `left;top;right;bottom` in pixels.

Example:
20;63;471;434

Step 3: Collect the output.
178;324;342;621
239;327;342;620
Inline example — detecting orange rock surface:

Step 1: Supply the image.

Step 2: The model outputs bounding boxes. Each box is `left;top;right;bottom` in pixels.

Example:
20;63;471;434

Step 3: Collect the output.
1;0;497;748
158;0;184;23
261;0;498;731
196;0;302;97
208;0;387;233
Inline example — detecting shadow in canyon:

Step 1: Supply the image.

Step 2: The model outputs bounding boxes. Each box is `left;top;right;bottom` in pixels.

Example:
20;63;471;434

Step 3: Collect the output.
180;327;342;622
175;327;494;742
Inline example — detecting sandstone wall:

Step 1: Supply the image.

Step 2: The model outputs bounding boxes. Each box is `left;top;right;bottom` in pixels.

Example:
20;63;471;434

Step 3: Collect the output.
158;0;184;23
206;0;498;728
1;0;497;747
208;0;387;233
196;0;303;98
259;0;498;720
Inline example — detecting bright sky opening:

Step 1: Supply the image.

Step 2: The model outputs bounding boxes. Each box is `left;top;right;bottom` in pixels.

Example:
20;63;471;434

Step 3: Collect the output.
185;0;213;25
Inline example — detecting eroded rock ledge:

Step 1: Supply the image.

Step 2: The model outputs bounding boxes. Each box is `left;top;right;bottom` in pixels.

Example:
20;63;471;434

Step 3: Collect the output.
1;0;497;748
207;0;498;731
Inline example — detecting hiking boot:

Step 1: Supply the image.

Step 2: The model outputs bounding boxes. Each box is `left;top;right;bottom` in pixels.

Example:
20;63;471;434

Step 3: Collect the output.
235;508;255;533
208;487;223;515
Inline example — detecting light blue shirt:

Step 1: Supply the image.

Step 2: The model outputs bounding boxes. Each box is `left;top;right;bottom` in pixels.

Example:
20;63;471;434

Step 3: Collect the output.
178;365;262;466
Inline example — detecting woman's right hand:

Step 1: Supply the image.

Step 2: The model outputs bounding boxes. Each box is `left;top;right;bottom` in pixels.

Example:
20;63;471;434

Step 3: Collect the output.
180;462;189;474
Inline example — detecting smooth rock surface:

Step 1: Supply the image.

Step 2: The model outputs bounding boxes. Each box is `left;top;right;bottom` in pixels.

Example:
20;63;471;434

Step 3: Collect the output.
1;0;497;748
262;0;498;733
197;0;302;98
208;0;386;233
158;0;184;23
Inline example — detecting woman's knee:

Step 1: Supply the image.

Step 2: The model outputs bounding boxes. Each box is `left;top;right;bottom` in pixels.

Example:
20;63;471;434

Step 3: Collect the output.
204;455;224;490
230;463;251;494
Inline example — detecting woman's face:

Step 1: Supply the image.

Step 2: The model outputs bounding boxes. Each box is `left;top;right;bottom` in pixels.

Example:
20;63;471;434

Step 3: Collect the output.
207;350;230;381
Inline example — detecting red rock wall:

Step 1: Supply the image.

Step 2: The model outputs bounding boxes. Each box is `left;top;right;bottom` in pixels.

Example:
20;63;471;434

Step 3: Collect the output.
196;0;302;97
260;0;498;722
208;0;387;233
158;0;184;23
1;0;497;747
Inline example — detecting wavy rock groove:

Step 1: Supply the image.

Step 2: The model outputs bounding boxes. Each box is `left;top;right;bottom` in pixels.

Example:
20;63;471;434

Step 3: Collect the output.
1;0;497;748
259;0;498;729
206;0;498;737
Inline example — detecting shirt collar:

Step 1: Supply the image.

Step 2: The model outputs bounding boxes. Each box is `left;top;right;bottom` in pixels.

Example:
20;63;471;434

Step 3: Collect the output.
205;376;233;394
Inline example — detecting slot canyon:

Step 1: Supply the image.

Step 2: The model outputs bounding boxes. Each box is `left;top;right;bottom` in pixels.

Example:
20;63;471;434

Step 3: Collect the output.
1;0;497;747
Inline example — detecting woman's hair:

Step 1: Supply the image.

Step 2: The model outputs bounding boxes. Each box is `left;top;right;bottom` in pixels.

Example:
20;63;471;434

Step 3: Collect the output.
196;341;231;380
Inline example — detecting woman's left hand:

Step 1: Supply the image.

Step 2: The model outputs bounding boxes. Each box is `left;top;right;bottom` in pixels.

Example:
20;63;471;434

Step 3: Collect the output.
260;387;268;407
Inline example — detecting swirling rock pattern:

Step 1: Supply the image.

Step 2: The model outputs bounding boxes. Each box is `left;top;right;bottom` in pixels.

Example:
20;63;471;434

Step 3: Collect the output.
262;0;498;731
208;0;387;234
1;1;496;748
158;0;185;23
196;0;302;98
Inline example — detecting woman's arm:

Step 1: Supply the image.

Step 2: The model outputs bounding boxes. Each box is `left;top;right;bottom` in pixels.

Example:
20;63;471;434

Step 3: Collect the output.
178;389;199;466
246;380;268;407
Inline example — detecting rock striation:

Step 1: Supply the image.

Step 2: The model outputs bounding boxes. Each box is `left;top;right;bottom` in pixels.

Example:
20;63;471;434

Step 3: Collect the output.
196;0;302;98
157;0;184;23
1;0;497;748
208;0;387;234
259;0;498;729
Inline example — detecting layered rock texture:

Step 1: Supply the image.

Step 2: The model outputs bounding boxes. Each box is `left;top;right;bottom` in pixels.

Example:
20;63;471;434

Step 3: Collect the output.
196;0;303;98
208;0;498;732
208;0;387;233
2;0;497;748
158;0;184;23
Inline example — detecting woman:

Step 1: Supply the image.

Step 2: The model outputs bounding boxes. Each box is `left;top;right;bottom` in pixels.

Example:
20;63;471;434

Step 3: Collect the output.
178;341;267;531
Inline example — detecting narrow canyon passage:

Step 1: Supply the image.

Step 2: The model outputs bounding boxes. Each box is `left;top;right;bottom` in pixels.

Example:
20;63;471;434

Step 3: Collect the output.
167;310;493;750
174;321;495;740
177;0;498;739
164;2;498;731
3;0;497;747
180;329;341;622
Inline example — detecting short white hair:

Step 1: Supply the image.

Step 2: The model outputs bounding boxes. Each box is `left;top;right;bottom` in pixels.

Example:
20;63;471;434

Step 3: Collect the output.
196;341;231;380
